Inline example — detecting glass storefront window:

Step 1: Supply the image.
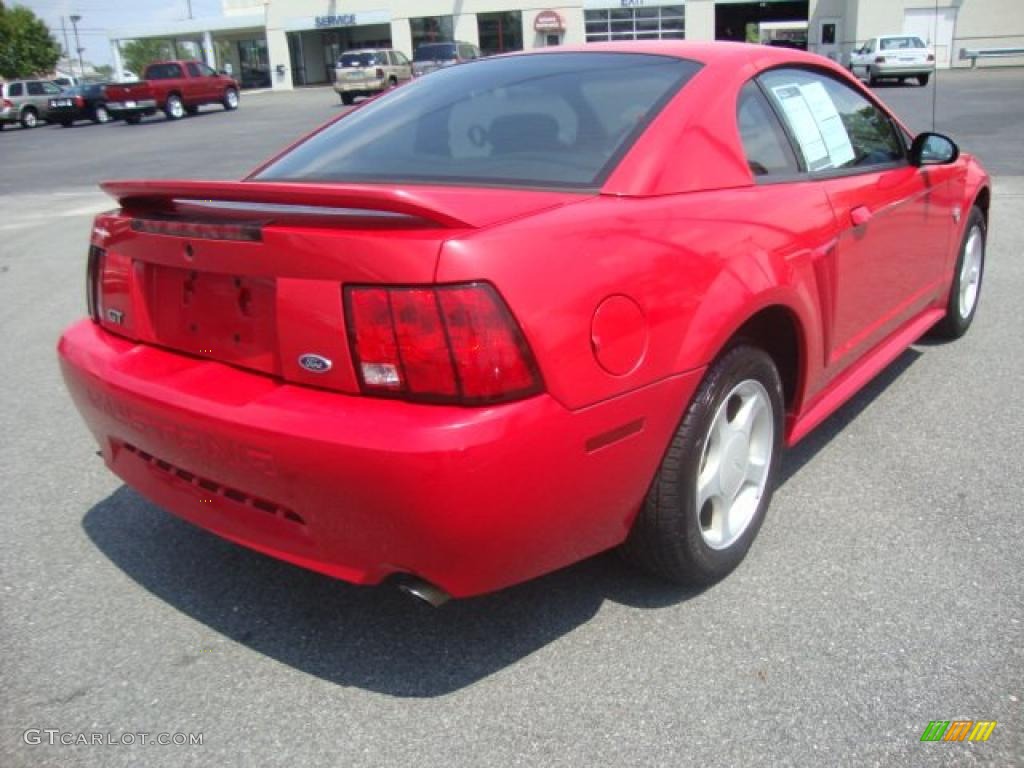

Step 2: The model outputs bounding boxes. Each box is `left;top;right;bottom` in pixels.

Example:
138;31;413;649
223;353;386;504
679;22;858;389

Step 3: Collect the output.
585;5;685;42
410;16;454;52
477;11;523;56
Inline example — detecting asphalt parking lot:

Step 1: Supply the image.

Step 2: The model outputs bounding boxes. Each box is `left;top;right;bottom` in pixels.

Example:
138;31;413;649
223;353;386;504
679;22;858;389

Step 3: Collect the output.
2;68;1022;768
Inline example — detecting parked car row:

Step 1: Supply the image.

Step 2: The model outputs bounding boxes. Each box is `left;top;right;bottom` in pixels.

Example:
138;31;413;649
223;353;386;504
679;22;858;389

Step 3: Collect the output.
1;59;241;130
333;41;481;104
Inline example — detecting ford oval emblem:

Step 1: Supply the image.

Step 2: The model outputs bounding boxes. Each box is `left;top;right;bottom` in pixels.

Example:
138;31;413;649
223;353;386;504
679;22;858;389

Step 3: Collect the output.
298;353;332;374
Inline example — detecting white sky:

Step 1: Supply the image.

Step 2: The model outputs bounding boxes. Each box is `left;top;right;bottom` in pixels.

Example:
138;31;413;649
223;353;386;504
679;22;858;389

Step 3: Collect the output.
15;0;224;66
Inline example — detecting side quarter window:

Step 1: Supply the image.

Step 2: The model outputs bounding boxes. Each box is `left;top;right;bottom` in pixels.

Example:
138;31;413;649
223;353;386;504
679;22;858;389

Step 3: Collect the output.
736;81;800;178
759;68;904;174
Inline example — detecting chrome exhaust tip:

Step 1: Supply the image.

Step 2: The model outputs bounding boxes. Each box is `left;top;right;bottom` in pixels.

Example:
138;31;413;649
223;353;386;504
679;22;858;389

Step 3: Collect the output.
396;577;451;607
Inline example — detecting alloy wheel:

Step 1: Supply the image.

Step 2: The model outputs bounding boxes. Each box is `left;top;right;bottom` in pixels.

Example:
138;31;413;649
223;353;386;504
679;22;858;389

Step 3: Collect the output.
696;379;775;550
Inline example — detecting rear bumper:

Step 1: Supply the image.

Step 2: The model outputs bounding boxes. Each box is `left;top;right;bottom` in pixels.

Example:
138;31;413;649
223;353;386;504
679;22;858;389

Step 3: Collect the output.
873;63;934;76
59;320;700;597
48;106;84;121
333;78;386;95
107;99;157;115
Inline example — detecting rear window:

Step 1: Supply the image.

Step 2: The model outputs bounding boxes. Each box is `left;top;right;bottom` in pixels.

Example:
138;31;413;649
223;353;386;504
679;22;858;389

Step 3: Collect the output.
339;52;383;67
256;53;700;189
879;36;926;50
414;43;457;62
144;63;183;80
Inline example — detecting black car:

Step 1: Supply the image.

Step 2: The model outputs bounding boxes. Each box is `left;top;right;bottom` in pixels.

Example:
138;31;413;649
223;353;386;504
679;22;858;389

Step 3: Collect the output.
47;83;115;126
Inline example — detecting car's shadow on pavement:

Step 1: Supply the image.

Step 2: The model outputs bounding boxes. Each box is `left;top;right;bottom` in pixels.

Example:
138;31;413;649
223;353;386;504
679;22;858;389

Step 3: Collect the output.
82;487;700;697
81;347;923;697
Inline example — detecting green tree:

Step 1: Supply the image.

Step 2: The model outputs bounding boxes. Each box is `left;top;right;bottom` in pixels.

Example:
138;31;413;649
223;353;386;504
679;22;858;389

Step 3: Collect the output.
120;38;175;75
94;63;114;78
0;4;61;79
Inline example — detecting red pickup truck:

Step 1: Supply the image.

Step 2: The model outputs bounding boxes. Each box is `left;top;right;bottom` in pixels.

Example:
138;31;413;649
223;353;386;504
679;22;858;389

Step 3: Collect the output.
106;60;240;123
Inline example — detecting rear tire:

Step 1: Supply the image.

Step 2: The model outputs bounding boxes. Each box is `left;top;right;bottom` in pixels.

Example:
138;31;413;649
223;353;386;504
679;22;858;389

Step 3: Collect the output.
164;94;185;120
20;108;38;129
621;345;784;585
918;73;931;86
930;206;986;339
388;76;398;89
341;92;354;106
868;69;879;86
124;115;142;125
93;104;110;124
222;87;239;111
60;119;73;127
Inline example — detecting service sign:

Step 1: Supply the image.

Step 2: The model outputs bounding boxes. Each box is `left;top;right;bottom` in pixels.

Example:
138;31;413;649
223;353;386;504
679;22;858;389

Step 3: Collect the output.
315;14;356;28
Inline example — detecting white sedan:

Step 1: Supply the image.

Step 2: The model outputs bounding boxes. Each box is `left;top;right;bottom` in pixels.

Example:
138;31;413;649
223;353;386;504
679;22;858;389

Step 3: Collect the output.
848;35;935;86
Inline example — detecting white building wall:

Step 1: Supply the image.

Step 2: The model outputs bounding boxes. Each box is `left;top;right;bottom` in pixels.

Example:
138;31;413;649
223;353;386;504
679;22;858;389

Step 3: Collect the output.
453;13;481;47
850;0;1024;68
684;0;716;41
229;0;1024;90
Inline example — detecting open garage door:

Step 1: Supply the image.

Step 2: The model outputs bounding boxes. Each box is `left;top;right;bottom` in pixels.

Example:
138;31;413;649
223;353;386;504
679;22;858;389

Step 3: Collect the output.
716;1;809;48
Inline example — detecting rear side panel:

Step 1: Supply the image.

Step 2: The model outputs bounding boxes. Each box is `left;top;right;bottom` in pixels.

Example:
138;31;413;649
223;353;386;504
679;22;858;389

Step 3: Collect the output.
437;184;838;412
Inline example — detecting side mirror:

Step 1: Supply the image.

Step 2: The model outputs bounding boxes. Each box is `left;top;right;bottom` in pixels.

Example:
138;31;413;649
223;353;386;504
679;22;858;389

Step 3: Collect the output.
910;132;960;166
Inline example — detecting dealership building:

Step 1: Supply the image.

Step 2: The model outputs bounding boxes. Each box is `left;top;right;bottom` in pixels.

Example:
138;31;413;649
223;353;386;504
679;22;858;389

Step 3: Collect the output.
109;0;1024;90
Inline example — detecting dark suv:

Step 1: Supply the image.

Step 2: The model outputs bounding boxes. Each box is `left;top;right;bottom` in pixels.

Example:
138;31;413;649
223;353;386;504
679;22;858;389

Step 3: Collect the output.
412;41;481;77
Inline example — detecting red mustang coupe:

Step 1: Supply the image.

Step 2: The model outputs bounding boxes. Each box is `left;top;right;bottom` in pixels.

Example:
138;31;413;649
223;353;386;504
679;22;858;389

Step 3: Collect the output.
59;42;989;604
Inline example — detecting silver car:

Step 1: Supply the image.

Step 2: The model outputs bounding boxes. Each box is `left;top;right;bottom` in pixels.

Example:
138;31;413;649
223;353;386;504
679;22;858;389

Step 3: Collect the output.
333;49;413;106
412;41;482;78
848;35;935;86
0;79;64;128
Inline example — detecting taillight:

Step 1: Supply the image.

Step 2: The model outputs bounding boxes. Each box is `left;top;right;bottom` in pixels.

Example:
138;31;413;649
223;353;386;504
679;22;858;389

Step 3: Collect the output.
344;283;543;405
2;98;12;109
375;67;385;79
86;245;104;322
75;95;85;108
875;56;886;63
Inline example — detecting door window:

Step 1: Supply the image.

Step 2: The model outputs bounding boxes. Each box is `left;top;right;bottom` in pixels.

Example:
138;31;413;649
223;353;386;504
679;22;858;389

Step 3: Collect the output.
759;68;904;173
186;62;202;77
9;83;23;96
27;82;45;95
736;82;800;178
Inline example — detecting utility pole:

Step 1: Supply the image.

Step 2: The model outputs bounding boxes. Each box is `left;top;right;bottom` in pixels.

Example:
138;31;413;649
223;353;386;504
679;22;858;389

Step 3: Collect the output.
69;14;85;77
187;1;193;20
60;17;72;72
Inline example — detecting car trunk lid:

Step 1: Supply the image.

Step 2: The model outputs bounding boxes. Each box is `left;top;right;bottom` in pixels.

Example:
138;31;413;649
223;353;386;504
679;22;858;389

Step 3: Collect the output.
93;179;584;393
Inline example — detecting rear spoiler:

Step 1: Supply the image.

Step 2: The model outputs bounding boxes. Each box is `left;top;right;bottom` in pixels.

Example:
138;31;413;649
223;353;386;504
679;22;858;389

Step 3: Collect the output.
100;179;476;229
